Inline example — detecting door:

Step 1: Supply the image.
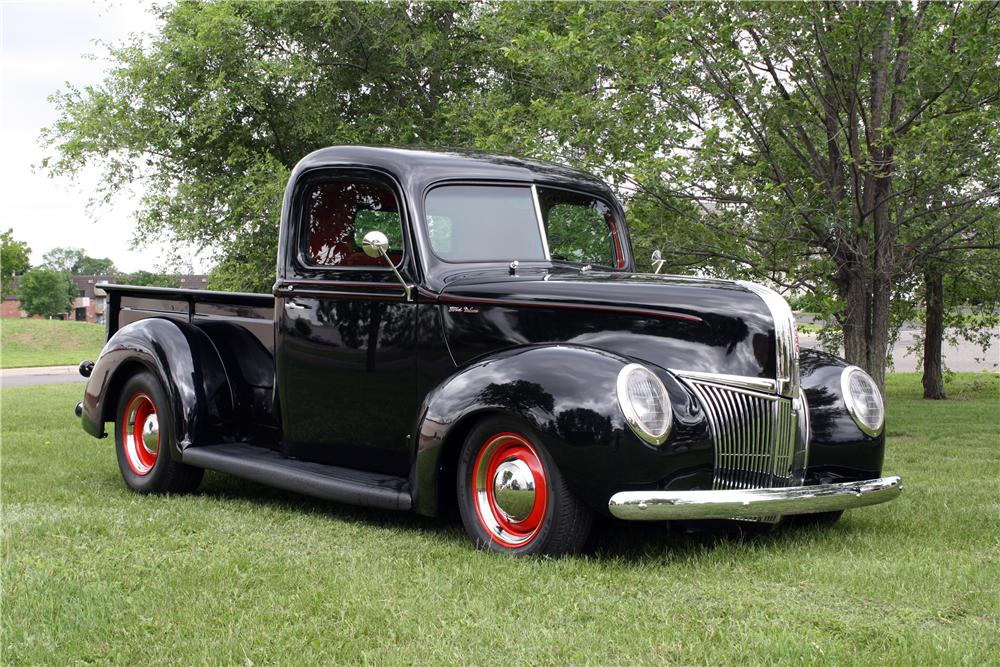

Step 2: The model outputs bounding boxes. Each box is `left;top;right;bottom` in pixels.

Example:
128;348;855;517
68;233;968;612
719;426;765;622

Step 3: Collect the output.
275;169;417;477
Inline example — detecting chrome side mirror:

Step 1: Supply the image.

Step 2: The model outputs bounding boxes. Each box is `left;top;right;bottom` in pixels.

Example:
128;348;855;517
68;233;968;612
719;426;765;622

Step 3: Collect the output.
361;230;412;301
651;249;666;274
362;230;389;259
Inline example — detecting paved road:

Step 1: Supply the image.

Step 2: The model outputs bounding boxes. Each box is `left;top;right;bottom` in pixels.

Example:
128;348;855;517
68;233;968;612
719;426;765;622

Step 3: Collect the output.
800;325;999;373
0;365;86;388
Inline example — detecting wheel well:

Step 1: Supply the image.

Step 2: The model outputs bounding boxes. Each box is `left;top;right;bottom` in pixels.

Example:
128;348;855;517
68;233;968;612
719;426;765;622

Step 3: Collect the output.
101;361;151;424
434;409;506;519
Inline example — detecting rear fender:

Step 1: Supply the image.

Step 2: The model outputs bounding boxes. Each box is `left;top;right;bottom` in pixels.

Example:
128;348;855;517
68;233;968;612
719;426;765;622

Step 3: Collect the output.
80;318;234;460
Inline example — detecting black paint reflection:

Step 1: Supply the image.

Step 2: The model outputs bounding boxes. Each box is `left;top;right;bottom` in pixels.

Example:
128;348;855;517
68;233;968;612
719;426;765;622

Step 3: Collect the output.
477;379;554;414
277;296;416;476
440;267;775;377
800;349;886;481
556;407;614;445
413;345;715;515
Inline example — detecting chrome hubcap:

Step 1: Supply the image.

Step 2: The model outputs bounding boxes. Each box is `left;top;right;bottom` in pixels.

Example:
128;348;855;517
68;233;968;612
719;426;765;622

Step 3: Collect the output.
472;432;548;548
141;414;159;454
122;393;159;476
492;458;535;522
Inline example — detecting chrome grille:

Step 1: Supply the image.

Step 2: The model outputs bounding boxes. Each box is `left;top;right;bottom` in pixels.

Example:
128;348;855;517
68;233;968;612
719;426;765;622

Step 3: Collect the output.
685;379;798;490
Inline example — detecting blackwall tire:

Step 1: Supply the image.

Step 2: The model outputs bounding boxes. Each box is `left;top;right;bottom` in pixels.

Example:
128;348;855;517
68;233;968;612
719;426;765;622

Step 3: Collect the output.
456;416;592;556
114;370;203;494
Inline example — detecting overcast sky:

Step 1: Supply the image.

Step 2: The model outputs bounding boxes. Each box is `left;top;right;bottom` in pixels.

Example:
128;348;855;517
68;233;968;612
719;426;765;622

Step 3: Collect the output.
1;0;209;273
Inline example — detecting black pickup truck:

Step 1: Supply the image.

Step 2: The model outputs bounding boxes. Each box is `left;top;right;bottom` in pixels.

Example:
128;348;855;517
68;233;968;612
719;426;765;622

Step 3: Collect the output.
77;146;900;555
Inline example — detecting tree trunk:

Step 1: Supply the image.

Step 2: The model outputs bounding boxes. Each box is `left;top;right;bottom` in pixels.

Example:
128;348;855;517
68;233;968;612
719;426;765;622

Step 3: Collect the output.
922;268;946;399
837;258;892;391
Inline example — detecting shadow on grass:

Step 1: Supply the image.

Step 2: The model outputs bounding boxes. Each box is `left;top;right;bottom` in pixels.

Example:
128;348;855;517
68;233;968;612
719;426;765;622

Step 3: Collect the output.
176;470;864;563
584;515;833;562
195;471;451;536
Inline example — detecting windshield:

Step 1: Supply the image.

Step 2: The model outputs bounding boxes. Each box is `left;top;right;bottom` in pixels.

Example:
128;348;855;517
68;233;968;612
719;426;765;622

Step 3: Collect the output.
425;185;544;262
424;184;624;267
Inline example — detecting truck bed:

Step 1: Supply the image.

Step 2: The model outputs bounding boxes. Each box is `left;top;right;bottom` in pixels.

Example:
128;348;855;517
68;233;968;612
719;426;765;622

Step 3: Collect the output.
102;283;275;352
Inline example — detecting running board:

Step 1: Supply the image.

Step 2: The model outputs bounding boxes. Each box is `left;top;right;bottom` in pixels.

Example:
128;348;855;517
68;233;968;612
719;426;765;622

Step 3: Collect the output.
182;443;412;511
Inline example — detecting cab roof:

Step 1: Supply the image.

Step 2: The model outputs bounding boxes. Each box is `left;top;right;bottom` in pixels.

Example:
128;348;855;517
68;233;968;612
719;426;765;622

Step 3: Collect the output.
291;145;614;197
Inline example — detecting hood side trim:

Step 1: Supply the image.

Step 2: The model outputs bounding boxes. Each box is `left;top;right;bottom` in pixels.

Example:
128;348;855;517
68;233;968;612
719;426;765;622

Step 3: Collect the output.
435;293;703;324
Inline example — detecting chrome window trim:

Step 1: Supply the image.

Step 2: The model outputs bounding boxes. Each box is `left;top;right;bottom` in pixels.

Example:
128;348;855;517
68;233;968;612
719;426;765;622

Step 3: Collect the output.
530;184;552;261
616;363;672;446
840;365;885;436
737;281;799;399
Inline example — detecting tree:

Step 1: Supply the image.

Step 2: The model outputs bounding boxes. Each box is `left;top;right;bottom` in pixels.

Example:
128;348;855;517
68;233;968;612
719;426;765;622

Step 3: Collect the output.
42;1;509;293
127;271;181;288
1;229;31;298
41;246;117;275
917;242;1000;398
19;269;76;318
483;1;1000;387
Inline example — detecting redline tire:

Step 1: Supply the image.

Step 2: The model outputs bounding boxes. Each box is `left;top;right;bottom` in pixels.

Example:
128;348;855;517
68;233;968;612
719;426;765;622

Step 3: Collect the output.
457;416;592;556
114;371;203;495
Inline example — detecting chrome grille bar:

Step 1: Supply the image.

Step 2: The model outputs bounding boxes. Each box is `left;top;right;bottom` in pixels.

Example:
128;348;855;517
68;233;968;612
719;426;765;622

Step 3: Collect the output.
685;378;799;490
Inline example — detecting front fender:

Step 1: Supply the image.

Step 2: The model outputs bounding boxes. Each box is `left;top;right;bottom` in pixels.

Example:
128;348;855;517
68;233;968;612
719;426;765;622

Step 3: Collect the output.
411;344;712;516
800;349;886;483
80;318;234;460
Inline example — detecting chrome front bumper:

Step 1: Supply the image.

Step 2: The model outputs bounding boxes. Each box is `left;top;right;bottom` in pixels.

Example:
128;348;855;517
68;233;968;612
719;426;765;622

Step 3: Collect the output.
607;476;902;521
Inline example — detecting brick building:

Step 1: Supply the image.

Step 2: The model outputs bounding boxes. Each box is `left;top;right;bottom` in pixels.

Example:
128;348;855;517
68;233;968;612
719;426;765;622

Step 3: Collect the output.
2;274;209;324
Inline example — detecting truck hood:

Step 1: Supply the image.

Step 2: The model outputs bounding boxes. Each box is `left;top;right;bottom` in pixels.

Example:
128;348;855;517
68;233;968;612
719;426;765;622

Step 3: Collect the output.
436;267;779;379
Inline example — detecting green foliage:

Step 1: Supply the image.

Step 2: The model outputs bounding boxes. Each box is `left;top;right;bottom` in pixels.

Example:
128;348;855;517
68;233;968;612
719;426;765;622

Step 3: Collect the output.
41;246;117;276
1;229;31;298
19;269;76;318
126;271;181;288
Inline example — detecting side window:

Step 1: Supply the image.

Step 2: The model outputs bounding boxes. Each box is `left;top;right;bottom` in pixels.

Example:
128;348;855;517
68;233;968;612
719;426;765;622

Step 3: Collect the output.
302;179;403;268
538;188;623;268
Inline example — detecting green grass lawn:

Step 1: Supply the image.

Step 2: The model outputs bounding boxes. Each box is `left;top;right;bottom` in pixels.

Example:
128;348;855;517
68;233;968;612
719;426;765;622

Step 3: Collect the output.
0;318;105;369
2;373;998;664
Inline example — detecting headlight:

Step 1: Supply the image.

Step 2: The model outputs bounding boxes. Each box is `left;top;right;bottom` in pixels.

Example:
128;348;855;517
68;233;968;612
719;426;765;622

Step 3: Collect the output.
840;366;885;436
616;363;672;445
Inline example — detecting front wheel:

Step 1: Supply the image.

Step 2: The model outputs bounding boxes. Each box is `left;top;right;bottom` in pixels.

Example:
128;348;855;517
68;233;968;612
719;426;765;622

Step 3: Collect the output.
456;417;592;556
114;370;203;494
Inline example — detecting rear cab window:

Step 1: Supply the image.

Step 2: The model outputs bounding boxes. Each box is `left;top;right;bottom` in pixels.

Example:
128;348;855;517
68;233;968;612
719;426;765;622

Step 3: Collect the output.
300;178;404;269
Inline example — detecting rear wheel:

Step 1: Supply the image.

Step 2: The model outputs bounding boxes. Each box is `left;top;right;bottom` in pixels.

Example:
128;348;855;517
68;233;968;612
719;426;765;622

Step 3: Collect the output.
457;417;592;556
115;371;203;494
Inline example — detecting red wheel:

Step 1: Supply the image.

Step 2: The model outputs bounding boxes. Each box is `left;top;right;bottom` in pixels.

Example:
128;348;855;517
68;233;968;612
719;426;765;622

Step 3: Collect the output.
114;371;203;494
471;432;548;548
121;392;159;476
458;417;592;555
